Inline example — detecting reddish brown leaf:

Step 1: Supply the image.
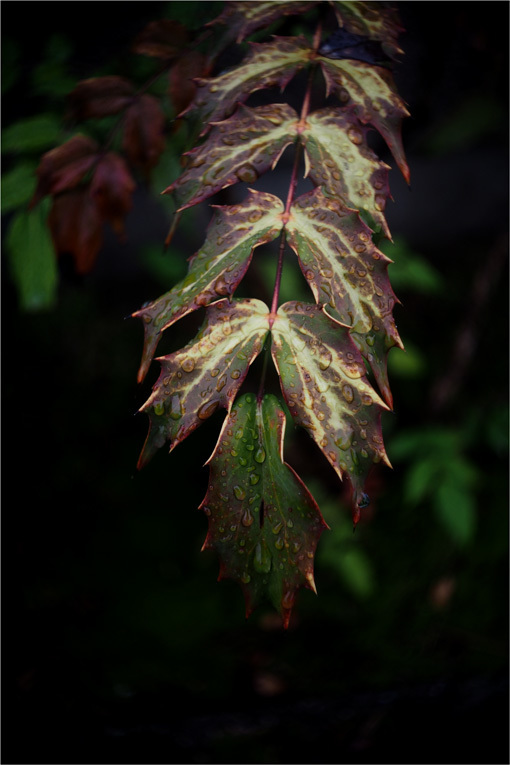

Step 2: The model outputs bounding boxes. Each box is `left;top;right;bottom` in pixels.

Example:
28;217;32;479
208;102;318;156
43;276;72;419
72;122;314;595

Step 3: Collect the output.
122;94;166;177
48;189;103;274
133;19;189;59
30;135;99;207
209;1;317;44
169;50;209;116
90;152;135;237
67;76;135;121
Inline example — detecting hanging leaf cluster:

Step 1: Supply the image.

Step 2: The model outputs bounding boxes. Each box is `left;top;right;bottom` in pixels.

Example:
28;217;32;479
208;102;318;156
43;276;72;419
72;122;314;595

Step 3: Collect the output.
133;1;410;627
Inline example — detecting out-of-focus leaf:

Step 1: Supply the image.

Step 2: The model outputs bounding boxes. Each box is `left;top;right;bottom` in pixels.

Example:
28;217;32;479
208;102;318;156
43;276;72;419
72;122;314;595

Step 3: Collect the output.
2;114;62;155
134;190;283;382
319;56;410;182
271;302;389;523
380;237;444;295
1;161;37;214
165;103;298;211
138;298;269;466
48;188;103;274
90;152;135;236
30;134;99;206
387;339;426;378
209;1;317;44
6;198;58;311
300;107;392;237
122;94;166;176
183;36;312;127
67;76;135;120
133;19;189;59
286;187;402;406
434;482;477;547
200;392;327;627
169;51;209;116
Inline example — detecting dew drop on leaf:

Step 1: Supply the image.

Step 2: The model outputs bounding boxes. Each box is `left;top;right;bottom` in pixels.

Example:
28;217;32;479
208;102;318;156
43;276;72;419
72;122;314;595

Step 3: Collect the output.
180;357;196;372
254;447;266;463
197;400;219;420
253;541;271;573
234;485;246;500
241;509;254;527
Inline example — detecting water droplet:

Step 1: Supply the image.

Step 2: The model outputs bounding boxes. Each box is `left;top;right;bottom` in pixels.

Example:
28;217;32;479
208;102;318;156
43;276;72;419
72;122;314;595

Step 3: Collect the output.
231;369;241;379
375;194;386;212
275;537;284;551
169;395;182;420
342;384;354;403
241;573;251;584
214;275;229;296
249;473;260;485
272;521;283;535
234;485;246;500
282;590;294;610
254;447;266;463
253;541;271;573
181;357;195;373
241;509;254;527
216;375;227;392
203;506;211;516
197;400;219;420
236;165;258;183
154;401;165;416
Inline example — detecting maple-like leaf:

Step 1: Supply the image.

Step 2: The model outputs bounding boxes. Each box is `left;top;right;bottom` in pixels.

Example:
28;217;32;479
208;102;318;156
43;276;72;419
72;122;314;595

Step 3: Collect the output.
122;94;166;176
300;106;392;237
165;103;298;211
138;298;269;467
90;152;135;237
285;187;402;405
30;134;99;207
330;1;404;60
182;36;312;128
133;190;283;383
209;1;318;44
318;56;410;183
67;76;135;121
200;392;327;627
271;301;390;522
48;188;103;274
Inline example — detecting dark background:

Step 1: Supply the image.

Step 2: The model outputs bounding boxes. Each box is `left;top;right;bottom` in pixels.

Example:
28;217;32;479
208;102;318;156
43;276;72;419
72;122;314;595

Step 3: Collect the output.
2;2;509;764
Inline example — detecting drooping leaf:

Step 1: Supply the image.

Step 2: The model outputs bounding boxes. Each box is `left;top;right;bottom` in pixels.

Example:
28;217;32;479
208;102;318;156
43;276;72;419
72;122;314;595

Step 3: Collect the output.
138;298;269;467
122;94;166;176
168;51;210;116
330;1;404;60
300;106;392;237
209;1;318;44
48;188;103;274
318;56;410;182
90;152;135;237
285;187;402;405
133;19;190;59
182;36;312;128
6;198;58;311
30;134;99;207
67;76;135;121
165;103;298;211
1;161;38;214
200;392;327;627
271;301;390;523
134;190;283;382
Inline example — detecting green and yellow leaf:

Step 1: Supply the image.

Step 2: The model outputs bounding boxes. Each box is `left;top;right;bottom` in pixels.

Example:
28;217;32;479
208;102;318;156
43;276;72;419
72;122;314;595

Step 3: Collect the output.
285;187;402;405
331;1;404;59
183;37;312;128
271;301;390;521
165;103;299;211
133;190;283;382
318;56;410;182
300;106;392;237
210;1;318;44
200;392;327;627
138;298;269;467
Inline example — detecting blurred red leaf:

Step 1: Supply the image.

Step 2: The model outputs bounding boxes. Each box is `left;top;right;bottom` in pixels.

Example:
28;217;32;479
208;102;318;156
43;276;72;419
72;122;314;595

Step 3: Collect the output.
68;76;135;120
133;19;189;59
30;135;99;207
122;94;165;176
169;50;209;116
48;189;103;274
90;152;135;237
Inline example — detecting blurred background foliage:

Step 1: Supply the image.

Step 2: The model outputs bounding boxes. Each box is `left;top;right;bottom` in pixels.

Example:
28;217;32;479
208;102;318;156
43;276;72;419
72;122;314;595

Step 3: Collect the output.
2;2;508;764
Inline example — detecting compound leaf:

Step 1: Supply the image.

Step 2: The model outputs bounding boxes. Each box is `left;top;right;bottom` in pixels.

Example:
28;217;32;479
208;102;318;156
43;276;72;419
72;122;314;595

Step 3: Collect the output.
138;298;269;467
201;392;327;627
319;56;410;182
183;36;312;128
134;189;283;382
286;187;402;406
271;301;390;522
165;103;299;211
300;106;392;237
